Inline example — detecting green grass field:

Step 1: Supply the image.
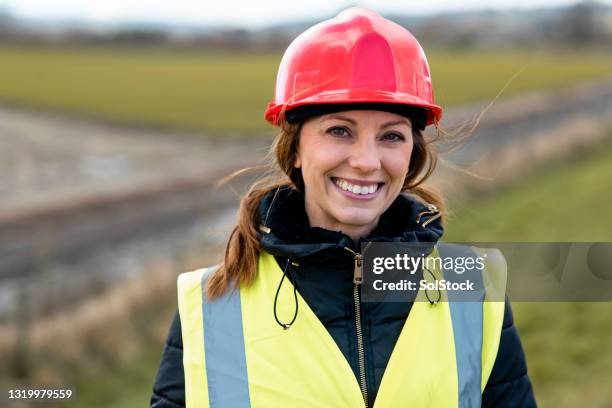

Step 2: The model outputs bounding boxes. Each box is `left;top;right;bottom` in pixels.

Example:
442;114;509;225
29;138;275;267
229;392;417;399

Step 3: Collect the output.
0;45;611;134
444;139;612;407
445;139;612;242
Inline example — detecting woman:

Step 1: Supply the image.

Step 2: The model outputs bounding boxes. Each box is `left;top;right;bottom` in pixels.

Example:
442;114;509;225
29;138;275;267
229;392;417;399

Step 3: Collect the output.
151;7;536;408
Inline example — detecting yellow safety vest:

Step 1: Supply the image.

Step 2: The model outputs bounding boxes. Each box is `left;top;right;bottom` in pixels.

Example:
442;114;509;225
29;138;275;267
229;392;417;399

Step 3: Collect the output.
177;244;507;407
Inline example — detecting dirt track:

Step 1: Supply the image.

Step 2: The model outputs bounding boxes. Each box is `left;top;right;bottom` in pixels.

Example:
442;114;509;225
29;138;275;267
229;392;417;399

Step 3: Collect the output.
0;105;270;215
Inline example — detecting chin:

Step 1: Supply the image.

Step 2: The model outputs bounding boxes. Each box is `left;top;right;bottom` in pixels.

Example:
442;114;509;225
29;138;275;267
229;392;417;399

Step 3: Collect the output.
334;210;380;230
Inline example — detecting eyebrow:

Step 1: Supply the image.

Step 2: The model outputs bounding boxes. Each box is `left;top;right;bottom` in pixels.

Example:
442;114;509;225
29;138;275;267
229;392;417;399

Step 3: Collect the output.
320;114;412;129
381;119;412;129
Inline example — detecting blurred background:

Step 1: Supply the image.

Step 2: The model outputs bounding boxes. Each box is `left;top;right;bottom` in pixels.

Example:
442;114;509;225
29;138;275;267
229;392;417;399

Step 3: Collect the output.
0;0;611;406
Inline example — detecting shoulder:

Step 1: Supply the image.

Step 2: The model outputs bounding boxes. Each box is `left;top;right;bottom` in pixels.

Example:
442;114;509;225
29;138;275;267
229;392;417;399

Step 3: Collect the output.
468;246;506;269
468;245;508;302
177;264;221;289
435;244;507;290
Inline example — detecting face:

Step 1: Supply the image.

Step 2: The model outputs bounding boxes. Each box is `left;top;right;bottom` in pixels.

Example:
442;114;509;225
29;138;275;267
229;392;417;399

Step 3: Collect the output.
295;110;414;240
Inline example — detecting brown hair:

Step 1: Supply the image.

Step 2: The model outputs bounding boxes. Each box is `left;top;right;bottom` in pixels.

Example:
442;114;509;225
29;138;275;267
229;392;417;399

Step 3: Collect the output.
205;117;445;300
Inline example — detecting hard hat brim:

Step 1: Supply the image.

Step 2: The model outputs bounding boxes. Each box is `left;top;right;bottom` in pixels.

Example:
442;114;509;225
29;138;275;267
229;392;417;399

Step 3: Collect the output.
265;91;442;128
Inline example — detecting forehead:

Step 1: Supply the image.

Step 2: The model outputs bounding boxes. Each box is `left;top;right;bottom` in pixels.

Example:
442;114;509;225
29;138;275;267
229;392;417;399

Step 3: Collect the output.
315;110;411;126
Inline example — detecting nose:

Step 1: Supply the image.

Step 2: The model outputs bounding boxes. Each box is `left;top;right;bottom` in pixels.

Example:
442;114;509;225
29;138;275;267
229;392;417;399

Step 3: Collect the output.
347;134;381;173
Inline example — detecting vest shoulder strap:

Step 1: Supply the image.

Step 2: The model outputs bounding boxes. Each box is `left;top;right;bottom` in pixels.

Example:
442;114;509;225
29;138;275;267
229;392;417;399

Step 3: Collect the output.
177;264;251;408
472;247;507;389
177;265;221;408
437;243;507;392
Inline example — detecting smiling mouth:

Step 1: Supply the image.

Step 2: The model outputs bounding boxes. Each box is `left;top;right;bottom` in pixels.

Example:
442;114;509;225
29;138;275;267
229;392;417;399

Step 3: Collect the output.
330;177;385;195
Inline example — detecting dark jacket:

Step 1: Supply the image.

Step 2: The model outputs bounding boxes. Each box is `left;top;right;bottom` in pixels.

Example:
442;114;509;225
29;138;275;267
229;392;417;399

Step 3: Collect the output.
151;186;536;407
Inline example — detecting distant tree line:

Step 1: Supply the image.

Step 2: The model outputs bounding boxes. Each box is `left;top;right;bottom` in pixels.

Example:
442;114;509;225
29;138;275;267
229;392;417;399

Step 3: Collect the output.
0;1;610;50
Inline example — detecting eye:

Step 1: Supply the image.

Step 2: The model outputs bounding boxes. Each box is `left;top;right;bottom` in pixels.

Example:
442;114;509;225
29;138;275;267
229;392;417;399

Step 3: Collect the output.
381;132;406;142
327;126;351;138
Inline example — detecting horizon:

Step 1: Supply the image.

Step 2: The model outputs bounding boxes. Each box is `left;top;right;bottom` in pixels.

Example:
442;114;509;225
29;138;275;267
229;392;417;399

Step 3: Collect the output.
2;0;611;29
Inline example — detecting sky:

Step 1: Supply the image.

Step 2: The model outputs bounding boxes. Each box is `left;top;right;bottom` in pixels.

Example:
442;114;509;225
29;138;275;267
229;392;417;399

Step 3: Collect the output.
1;0;610;28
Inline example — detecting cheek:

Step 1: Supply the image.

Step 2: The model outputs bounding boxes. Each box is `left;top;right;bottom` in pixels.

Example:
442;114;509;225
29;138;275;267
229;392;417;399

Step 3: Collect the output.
301;146;346;178
385;147;413;182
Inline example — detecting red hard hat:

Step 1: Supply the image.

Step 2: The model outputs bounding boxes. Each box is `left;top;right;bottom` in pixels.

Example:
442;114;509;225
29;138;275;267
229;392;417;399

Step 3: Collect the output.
264;7;443;127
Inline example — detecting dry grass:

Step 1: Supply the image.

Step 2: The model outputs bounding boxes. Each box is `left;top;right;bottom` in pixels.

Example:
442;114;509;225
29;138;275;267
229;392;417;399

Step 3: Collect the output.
1;245;222;388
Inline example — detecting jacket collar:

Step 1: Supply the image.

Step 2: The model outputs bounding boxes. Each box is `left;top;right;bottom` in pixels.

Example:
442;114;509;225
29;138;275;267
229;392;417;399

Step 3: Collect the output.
258;185;443;265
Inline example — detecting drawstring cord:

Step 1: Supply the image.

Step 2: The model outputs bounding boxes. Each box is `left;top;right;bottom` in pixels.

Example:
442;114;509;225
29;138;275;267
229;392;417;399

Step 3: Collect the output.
417;203;442;306
424;267;441;305
259;186;281;234
273;258;300;330
260;186;301;329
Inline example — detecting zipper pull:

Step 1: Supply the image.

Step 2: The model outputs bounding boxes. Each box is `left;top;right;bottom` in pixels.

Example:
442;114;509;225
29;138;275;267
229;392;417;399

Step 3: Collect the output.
353;253;363;285
344;243;373;286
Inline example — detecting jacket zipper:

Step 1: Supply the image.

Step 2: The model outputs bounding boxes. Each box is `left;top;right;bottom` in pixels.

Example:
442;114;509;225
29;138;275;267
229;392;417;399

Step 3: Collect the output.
340;203;438;406
344;244;371;408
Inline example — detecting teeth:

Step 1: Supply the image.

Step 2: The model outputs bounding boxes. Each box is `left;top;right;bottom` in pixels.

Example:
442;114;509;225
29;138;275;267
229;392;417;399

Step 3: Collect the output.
333;178;380;195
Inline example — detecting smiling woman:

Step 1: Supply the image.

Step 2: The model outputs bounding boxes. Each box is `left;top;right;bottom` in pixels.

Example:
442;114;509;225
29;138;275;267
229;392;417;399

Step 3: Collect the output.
151;6;536;408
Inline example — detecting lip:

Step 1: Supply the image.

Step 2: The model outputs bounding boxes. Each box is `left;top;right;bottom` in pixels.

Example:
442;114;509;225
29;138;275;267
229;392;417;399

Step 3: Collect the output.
332;176;385;186
330;177;385;201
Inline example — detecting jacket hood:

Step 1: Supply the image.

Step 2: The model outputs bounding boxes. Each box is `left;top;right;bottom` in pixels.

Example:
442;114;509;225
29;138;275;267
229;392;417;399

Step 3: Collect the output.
258;185;443;266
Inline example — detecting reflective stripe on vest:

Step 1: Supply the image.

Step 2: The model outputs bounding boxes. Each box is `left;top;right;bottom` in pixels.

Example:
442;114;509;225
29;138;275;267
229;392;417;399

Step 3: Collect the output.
439;243;485;408
202;268;250;406
177;244;507;408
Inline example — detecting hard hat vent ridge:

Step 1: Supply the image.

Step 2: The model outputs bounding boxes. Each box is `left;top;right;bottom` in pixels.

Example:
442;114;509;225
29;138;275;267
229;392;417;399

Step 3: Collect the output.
349;33;396;92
